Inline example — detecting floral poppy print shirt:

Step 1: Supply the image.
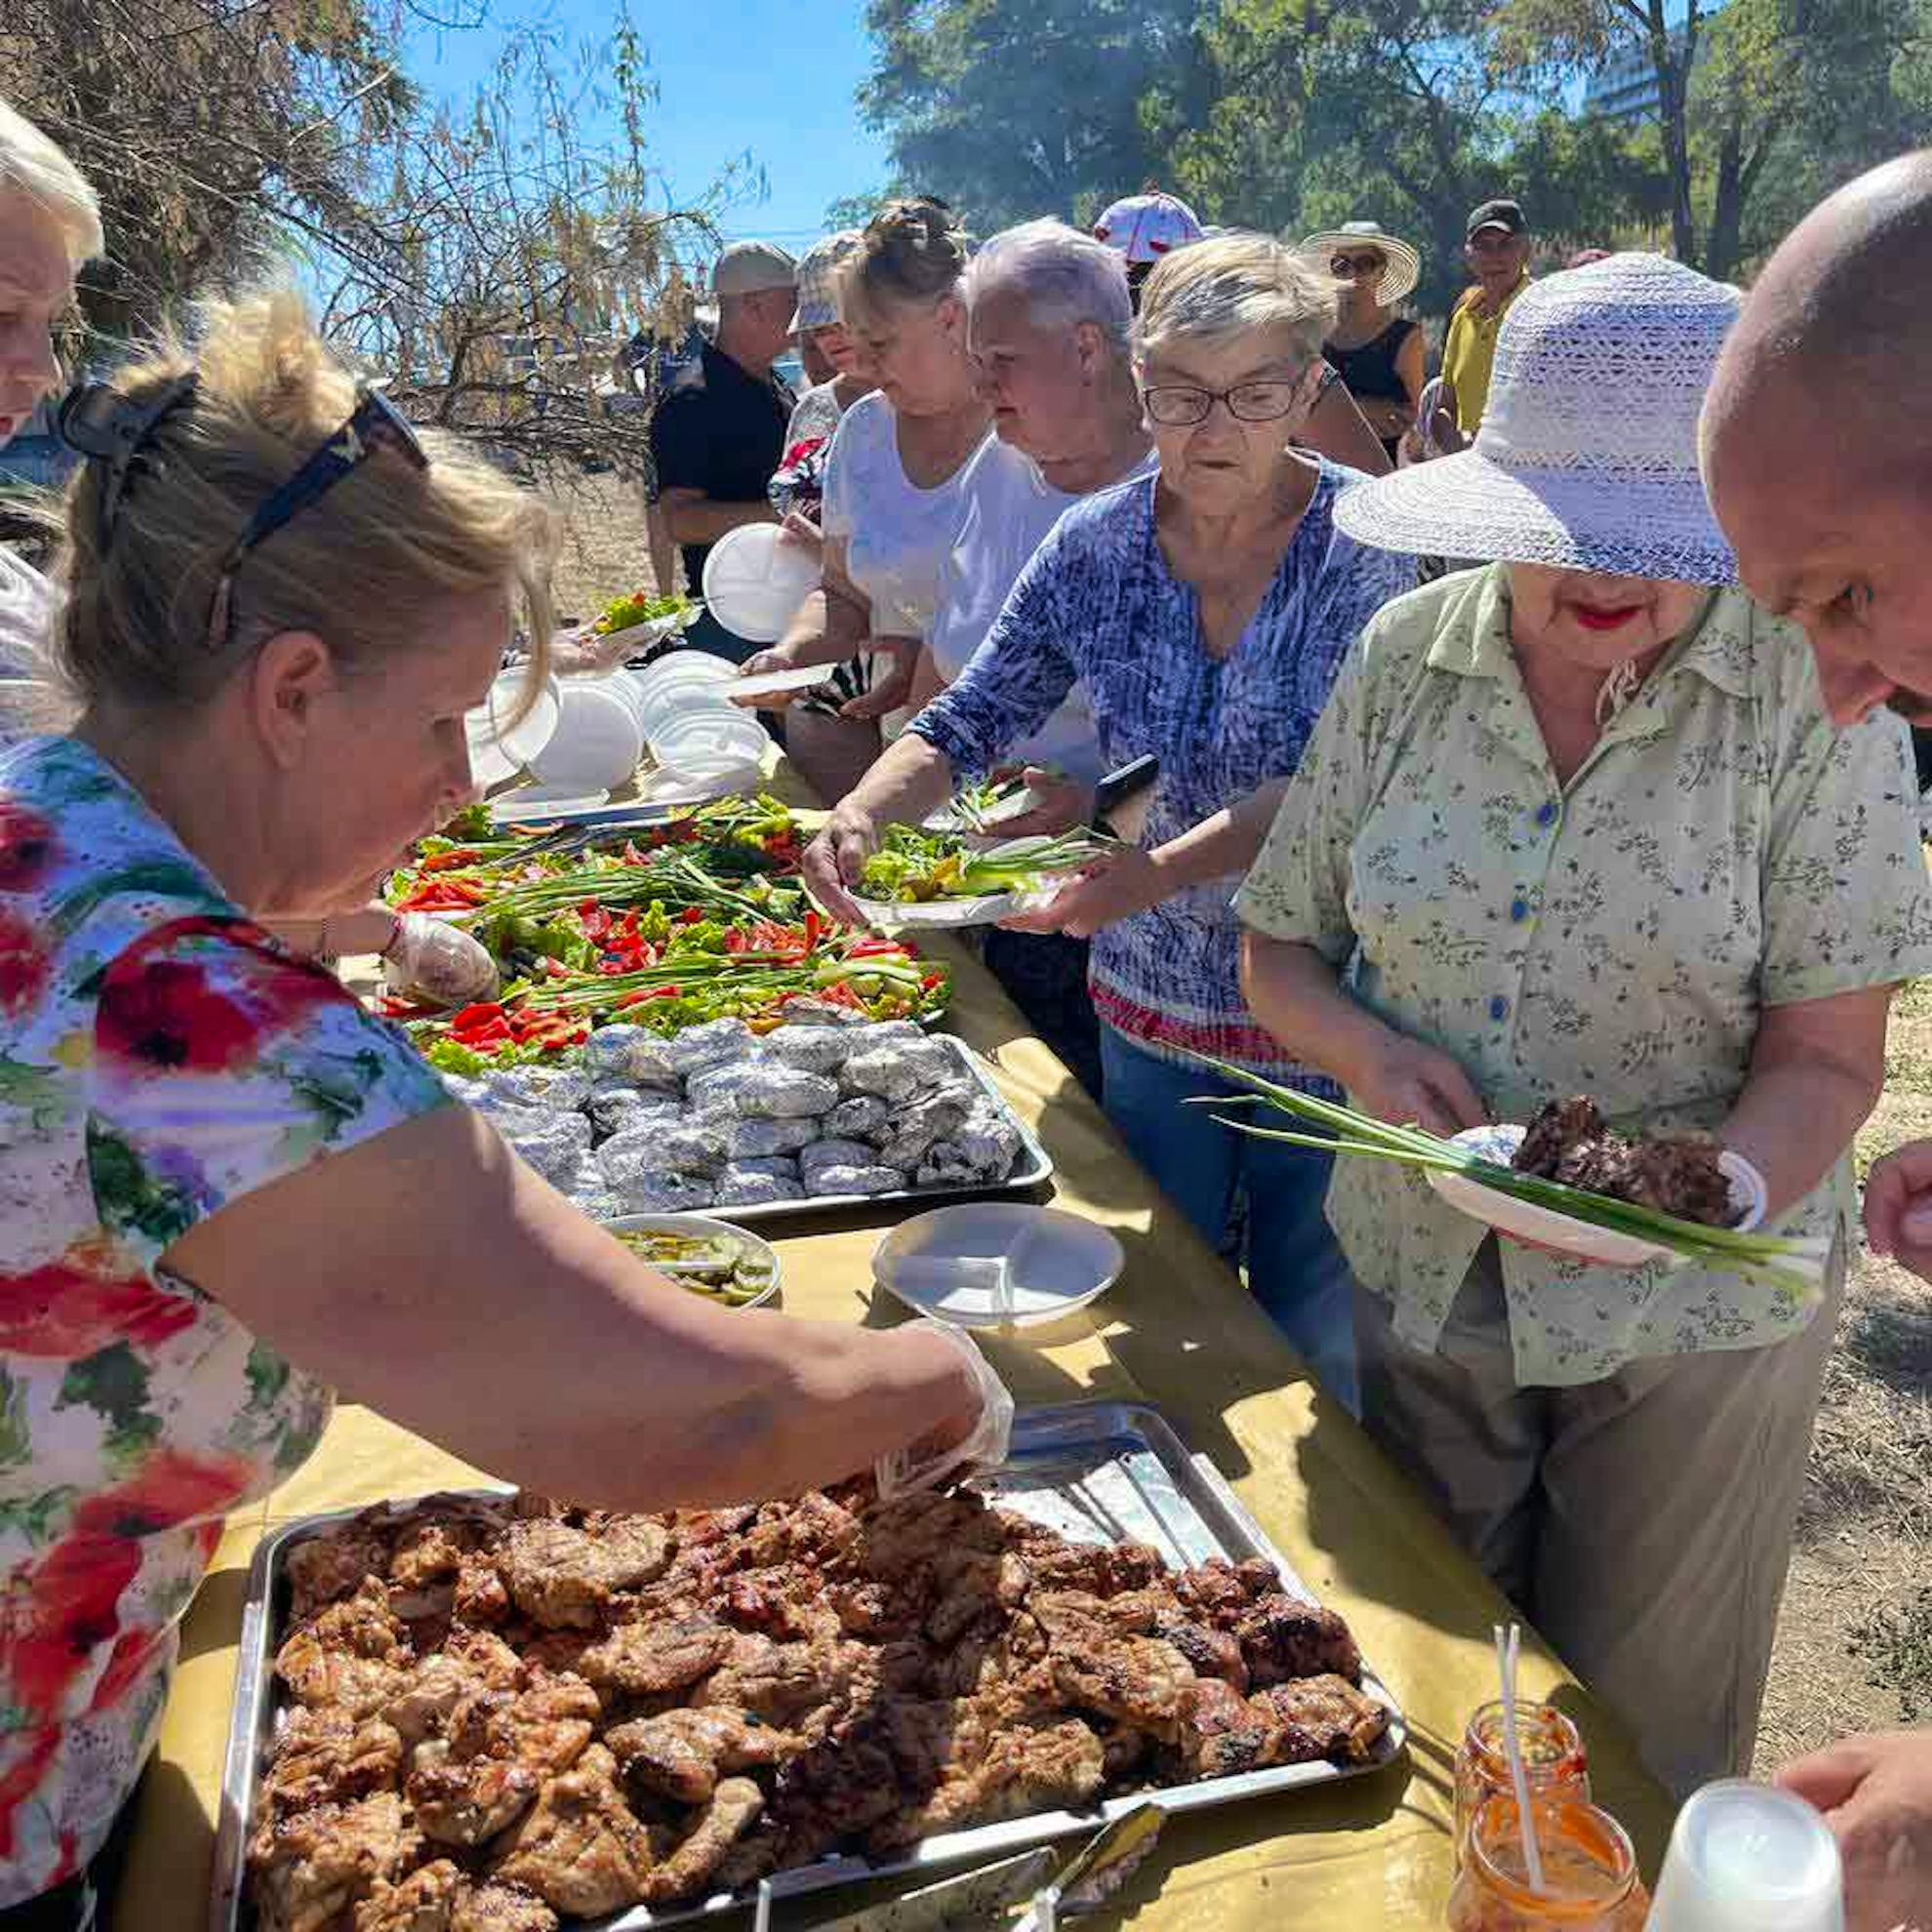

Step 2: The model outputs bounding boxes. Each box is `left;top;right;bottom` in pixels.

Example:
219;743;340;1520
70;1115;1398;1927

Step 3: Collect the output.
0;736;447;1904
1238;568;1932;1386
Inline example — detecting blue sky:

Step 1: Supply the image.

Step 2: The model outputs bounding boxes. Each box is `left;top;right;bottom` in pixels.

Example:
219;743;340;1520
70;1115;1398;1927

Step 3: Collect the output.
404;2;891;249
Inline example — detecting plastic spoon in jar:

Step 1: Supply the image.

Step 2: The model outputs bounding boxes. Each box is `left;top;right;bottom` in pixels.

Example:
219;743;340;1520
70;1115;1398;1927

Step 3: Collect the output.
1496;1622;1547;1892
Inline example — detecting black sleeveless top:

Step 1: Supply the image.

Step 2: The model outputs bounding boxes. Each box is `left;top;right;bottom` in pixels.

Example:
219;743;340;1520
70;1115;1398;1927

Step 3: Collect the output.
1321;318;1418;407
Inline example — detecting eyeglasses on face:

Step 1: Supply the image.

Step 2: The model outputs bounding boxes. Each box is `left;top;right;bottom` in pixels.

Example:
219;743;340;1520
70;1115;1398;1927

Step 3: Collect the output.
205;384;428;650
1331;253;1387;276
1142;377;1306;426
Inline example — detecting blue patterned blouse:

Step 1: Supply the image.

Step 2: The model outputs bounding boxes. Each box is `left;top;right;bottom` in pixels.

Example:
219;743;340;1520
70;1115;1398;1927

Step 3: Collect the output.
909;463;1415;1077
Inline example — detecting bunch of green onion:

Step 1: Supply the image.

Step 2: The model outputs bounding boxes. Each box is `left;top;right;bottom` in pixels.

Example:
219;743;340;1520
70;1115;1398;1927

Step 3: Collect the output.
861;827;1112;902
1185;1056;1830;1301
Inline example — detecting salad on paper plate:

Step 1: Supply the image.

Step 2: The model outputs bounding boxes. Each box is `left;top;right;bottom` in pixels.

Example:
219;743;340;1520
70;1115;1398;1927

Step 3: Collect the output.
850;826;1112;928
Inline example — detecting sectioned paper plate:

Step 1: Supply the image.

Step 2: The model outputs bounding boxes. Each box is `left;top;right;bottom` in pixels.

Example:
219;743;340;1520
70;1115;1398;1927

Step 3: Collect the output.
1427;1123;1767;1268
873;1203;1124;1329
730;663;838;702
846;887;1054;930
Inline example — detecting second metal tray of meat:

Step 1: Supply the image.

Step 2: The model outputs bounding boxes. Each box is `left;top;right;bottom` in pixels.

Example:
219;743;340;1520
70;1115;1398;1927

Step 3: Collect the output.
213;1400;1406;1932
647;1035;1055;1228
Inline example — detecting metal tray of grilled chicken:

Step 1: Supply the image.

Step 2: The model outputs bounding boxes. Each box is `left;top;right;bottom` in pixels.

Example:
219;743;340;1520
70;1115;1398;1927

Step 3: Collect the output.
213;1400;1407;1931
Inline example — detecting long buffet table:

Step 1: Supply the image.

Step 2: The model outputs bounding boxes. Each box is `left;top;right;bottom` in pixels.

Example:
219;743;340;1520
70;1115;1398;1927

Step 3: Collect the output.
116;768;1675;1930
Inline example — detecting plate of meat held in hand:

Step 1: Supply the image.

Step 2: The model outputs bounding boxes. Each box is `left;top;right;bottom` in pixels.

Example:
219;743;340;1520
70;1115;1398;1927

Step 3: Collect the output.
221;1403;1404;1931
1429;1096;1768;1269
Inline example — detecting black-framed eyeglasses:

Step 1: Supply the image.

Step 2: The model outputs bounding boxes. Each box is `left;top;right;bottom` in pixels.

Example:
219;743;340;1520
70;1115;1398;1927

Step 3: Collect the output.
1331;252;1386;276
1143;377;1308;427
206;384;428;650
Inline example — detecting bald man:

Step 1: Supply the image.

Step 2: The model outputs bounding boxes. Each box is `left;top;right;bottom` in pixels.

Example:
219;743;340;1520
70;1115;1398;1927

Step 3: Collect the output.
1704;149;1932;1932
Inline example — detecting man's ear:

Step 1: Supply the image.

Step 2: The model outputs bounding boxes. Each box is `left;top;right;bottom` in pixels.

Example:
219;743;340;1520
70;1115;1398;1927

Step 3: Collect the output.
1071;320;1108;382
246;629;339;771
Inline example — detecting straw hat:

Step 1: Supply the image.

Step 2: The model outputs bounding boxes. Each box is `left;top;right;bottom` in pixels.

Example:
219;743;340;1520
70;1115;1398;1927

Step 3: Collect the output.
1298;221;1421;307
1334;254;1741;584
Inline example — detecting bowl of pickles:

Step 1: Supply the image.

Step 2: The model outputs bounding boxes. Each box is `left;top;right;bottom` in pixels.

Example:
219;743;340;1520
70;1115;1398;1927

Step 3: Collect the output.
605;1214;781;1309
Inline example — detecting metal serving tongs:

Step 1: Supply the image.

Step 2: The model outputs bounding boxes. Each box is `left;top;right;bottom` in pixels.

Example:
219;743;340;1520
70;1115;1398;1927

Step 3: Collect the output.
782;1803;1166;1932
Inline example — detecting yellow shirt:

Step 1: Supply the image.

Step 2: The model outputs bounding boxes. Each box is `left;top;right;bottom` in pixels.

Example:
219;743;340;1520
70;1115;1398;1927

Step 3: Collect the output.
1441;276;1529;433
1236;567;1932;1386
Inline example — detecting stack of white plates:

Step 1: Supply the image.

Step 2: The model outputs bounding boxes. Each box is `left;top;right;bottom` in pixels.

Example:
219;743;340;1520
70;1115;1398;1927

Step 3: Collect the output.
625;651;770;797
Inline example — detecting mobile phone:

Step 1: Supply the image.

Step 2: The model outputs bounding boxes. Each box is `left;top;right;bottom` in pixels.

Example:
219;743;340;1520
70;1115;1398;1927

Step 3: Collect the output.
1094;754;1158;842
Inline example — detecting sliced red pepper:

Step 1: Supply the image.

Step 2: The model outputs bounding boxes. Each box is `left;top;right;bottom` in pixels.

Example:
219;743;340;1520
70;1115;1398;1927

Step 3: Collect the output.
451;1002;504;1030
420;849;480;872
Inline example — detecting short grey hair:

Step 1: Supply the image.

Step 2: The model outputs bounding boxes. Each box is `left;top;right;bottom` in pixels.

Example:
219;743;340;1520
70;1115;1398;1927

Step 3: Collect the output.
964;219;1133;350
1134;231;1338;367
0;102;102;267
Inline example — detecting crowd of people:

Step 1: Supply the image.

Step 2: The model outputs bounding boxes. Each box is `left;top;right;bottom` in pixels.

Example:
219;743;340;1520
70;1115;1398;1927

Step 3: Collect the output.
6;87;1932;1929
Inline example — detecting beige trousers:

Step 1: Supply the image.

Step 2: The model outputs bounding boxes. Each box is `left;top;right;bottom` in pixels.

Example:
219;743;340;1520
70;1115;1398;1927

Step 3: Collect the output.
1354;1239;1844;1798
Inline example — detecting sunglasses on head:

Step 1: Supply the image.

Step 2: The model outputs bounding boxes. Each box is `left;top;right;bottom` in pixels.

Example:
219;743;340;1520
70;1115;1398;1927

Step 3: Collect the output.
1331;253;1386;275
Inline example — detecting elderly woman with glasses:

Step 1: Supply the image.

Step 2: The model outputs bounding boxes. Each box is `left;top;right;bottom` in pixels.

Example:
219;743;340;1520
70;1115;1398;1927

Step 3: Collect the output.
0;291;1004;1924
805;233;1416;1405
1235;255;1932;1796
1302;221;1426;463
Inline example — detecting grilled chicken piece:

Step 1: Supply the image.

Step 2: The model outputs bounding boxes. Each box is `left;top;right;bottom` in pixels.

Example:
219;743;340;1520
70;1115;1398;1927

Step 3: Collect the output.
406;1676;599;1845
263;1708;403;1814
1233;1595;1362;1688
383;1631;524;1750
489;1745;656;1916
276;1580;413;1718
865;1716;1105;1853
1010;1537;1164;1597
1047;1630;1195;1741
1173;1678;1285;1779
637;1776;766;1904
1252;1673;1389;1764
252;1791;422;1932
605;1706;789;1802
1170;1556;1281;1625
289;1526;394;1621
452;1554;512;1628
574;1616;736;1699
352;1858;464;1931
692;1633;877;1731
450;1884;559;1932
497;1516;672;1629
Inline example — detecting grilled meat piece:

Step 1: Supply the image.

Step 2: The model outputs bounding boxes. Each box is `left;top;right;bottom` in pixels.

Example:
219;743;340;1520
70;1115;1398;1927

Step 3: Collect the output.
1253;1673;1389;1764
605;1707;790;1802
1515;1098;1607;1178
1013;1536;1166;1597
637;1776;766;1904
1047;1630;1195;1741
264;1708;403;1815
1170;1556;1280;1625
498;1517;672;1630
276;1580;413;1718
1623;1132;1735;1225
352;1858;464;1932
383;1631;524;1750
253;1791;421;1932
289;1526;393;1621
489;1746;656;1916
1173;1678;1284;1779
865;1716;1105;1853
575;1616;736;1699
1234;1594;1362;1687
406;1676;600;1845
450;1884;559;1932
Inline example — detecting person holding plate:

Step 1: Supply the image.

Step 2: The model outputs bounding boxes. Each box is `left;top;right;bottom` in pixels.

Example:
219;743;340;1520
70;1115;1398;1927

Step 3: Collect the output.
1233;254;1932;1796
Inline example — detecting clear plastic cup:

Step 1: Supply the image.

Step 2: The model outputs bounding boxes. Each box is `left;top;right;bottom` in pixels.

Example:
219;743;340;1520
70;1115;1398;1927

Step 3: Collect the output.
1644;1781;1842;1932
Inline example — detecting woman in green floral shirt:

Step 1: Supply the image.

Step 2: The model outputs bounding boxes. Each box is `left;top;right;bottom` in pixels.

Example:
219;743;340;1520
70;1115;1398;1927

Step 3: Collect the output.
1237;256;1932;1796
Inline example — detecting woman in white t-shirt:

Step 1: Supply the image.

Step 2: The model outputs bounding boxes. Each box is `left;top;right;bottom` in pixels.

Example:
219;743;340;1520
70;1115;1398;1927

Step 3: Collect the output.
739;200;989;802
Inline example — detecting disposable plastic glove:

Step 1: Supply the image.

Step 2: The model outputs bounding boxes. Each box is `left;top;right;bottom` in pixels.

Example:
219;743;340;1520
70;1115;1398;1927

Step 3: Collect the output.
875;1316;1015;1501
382;914;501;1007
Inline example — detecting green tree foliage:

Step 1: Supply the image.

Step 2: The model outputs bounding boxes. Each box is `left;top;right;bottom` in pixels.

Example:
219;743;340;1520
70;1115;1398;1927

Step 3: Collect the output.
855;0;1205;232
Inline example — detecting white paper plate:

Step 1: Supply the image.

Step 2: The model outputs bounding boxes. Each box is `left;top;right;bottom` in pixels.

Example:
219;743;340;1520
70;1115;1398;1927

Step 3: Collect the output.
731;663;838;702
701;522;819;643
603;1213;780;1310
528;682;645;792
466;670;561;787
846;886;1061;930
873;1204;1123;1330
1427;1123;1767;1268
633;650;738;698
649;708;771;781
485;784;610;825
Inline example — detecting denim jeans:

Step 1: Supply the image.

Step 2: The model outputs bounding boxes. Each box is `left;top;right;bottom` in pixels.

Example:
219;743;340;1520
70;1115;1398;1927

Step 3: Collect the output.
1099;1026;1359;1410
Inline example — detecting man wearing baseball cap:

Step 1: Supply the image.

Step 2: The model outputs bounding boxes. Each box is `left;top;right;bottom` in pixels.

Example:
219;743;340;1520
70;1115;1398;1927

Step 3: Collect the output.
1092;186;1204;307
1438;197;1533;439
649;239;799;660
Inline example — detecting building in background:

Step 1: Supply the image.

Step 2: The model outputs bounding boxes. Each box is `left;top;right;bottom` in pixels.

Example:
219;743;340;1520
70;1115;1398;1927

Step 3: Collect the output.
1581;19;1715;125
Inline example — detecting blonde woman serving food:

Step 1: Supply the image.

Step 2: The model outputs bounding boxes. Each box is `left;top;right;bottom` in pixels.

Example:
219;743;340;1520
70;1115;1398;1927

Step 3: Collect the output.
1236;255;1932;1796
0;293;1001;1921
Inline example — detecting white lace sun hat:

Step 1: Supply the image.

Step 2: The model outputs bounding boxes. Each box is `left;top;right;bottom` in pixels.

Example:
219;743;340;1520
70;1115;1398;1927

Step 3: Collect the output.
1335;254;1741;584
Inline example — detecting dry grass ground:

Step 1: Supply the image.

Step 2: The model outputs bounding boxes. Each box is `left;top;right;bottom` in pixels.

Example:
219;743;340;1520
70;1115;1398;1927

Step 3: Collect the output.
542;470;1931;1775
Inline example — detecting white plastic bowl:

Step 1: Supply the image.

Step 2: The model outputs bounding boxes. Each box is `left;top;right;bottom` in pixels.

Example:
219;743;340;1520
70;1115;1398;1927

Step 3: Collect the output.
701;523;819;643
648;707;769;783
527;681;645;792
465;669;561;787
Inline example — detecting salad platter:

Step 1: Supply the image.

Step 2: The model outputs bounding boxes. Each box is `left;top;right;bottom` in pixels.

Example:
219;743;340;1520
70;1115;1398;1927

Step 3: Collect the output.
849;827;1109;930
568;584;704;658
382;797;952;1069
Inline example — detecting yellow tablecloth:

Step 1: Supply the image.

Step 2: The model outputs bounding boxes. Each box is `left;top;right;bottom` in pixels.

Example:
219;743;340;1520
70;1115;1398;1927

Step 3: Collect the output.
115;786;1674;1929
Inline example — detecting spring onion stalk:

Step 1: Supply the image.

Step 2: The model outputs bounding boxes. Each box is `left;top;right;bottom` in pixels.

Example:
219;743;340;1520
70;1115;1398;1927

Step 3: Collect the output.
860;826;1113;902
1182;1055;1829;1299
